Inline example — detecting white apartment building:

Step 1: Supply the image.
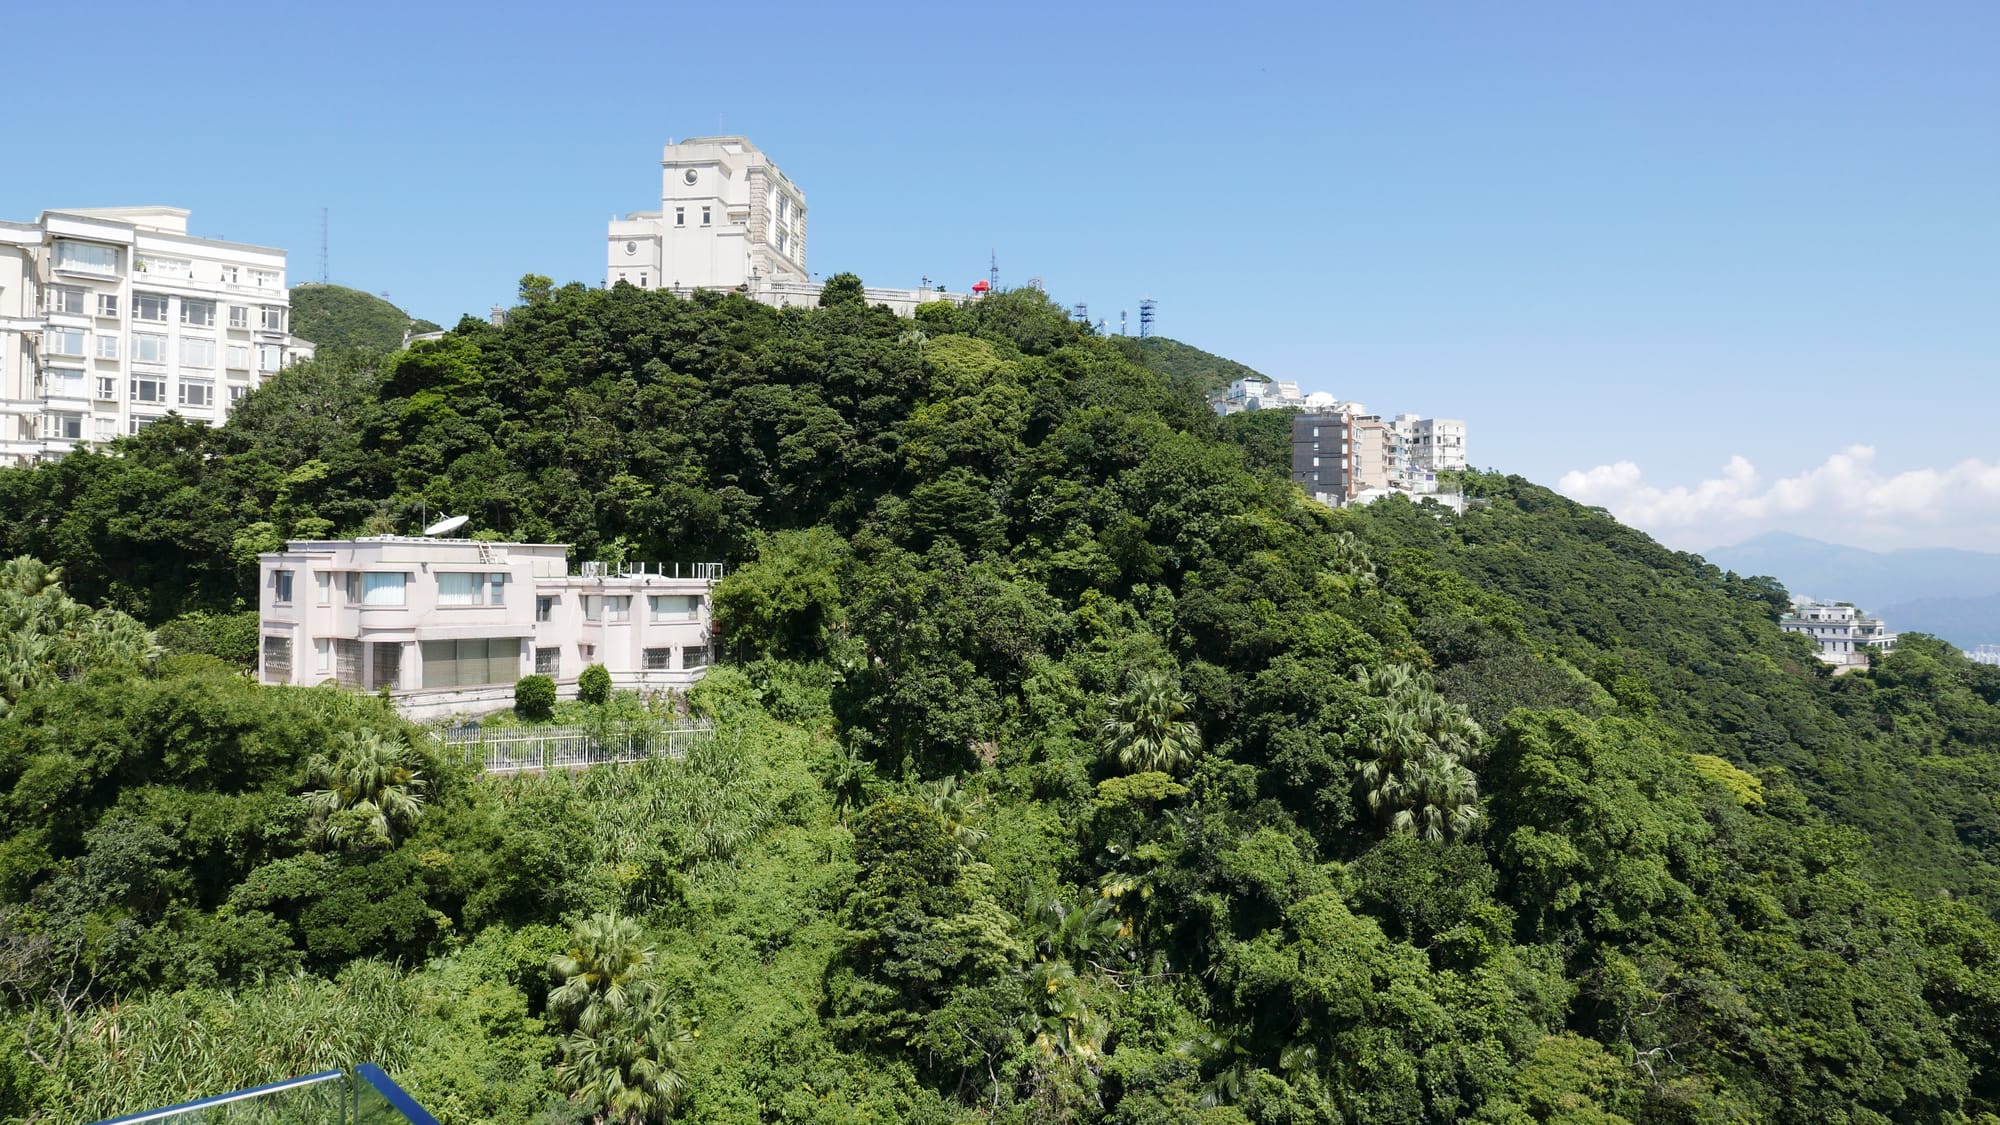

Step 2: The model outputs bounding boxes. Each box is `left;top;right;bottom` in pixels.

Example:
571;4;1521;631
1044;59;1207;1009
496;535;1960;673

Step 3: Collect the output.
606;137;972;316
1779;599;1898;672
0;207;314;466
258;537;721;720
1408;417;1467;472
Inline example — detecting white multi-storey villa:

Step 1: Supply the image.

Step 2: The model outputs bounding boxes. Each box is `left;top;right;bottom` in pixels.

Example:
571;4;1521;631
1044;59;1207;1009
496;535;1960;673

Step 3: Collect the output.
0;207;314;466
1779;599;1898;672
258;536;721;720
606;136;972;316
1408;417;1467;472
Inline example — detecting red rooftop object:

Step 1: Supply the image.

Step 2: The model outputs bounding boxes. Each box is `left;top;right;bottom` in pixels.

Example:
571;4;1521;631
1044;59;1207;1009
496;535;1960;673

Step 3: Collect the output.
971;280;990;293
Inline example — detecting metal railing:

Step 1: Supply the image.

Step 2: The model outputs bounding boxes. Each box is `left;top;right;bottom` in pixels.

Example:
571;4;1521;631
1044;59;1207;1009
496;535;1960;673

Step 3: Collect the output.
436;720;715;774
90;1065;438;1125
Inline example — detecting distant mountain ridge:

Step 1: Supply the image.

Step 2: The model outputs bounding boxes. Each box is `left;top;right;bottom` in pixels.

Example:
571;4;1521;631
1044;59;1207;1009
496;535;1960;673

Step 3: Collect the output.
290;284;440;352
1703;531;2000;647
1113;336;1272;395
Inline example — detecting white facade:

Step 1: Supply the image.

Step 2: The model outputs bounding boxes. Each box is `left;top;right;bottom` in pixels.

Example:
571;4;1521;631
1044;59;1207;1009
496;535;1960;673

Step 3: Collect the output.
605;137;973;316
0;208;313;466
608;136;809;294
258;537;721;720
1779;599;1898;672
1409;417;1468;472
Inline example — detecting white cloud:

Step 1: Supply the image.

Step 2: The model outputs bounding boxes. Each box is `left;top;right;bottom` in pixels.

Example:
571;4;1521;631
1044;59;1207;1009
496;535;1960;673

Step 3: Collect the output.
1556;446;2000;550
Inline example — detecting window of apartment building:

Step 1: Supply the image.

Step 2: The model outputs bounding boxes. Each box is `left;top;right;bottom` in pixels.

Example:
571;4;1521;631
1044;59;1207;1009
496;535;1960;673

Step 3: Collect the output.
272;569;295;603
420;637;518;688
649;594;698;621
249;268;279;289
181;299;215;327
95;334;119;360
47;368;84;398
682;644;709;670
95;375;117;400
582;595;602;622
259;306;285;332
44;327;85;357
535;595;557;622
228;384;248;405
701;206;711;226
777;232;788;256
45;286;87;315
128;415;160;435
778;196;789;220
643;647;671;671
226;345;250;369
219;265;239;284
605;596;631;623
579;643;595;662
228;305;249;329
257;344;282;372
638;274;646;287
179;379;214;408
363;572;407;606
96;293;119;318
316;572;332;604
535;647;560;676
53;240;118;274
49;413;83;441
674;207;685;227
179;337;216;368
437;572;505;607
135;255;190;279
315;637;333;675
262;635;291;683
94;418;115;441
334;639;363;687
133;292;168;322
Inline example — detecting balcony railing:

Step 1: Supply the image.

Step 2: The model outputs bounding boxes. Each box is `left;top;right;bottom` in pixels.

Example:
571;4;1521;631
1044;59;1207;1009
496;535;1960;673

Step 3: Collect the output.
90;1064;437;1125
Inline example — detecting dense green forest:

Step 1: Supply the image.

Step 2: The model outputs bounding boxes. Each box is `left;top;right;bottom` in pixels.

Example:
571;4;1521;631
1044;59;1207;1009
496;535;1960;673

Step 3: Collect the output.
3;278;1999;1124
291;283;441;352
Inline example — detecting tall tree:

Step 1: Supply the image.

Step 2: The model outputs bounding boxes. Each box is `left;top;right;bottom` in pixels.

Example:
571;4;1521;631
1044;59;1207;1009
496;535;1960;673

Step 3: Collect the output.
1101;668;1203;776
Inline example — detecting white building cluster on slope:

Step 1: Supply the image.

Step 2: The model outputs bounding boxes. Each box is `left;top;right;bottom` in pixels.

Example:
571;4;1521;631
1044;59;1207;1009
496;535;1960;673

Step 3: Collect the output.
1778;599;1898;673
1211;378;1468;506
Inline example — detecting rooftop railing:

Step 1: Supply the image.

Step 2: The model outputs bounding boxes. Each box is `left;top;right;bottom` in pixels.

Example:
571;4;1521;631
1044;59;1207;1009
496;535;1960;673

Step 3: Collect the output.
91;1064;436;1125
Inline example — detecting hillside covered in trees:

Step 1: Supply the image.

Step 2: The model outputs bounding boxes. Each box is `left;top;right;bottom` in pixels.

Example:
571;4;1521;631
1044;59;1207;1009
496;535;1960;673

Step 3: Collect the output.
2;280;1999;1124
290;283;441;353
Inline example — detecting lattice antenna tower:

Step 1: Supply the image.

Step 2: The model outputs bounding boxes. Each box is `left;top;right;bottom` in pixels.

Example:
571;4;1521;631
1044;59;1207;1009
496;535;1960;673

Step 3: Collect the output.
989;249;1000;293
320;208;329;284
1072;302;1088;324
1138;297;1157;338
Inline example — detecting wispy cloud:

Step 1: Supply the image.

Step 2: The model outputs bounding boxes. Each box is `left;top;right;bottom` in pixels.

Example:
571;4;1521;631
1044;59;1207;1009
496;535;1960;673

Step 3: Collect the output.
1556;446;2000;550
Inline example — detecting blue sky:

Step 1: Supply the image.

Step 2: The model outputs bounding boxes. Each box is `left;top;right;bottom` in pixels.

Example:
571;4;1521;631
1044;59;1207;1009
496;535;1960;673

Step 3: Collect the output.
7;1;1996;550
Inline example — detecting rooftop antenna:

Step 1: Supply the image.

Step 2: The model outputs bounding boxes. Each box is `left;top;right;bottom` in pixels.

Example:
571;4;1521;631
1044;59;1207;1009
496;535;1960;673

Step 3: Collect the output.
423;514;469;537
1072;301;1088;323
1027;276;1044;291
1138;297;1157;338
319;207;329;284
989;249;999;293
1120;309;1128;336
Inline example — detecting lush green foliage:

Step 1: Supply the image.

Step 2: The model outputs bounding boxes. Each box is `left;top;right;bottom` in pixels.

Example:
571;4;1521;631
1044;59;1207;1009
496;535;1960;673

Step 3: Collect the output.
291;283;440;352
515;674;558;721
4;284;2000;1123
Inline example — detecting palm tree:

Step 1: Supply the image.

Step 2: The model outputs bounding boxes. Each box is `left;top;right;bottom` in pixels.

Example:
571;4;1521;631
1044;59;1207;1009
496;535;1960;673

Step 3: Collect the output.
557;985;693;1125
1391;750;1484;843
1100;668;1203;776
549;913;657;1036
1351;664;1487;842
920;775;988;860
302;730;427;849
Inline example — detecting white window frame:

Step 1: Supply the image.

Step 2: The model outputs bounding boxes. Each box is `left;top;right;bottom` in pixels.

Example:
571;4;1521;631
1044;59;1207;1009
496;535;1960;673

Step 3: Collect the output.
133;333;169;365
96;293;120;318
52;240;118;275
133;293;169;323
272;570;295;604
181;299;215;327
130;375;168;404
45;286;88;316
259;306;285;332
362;572;407;606
228;305;250;329
46;368;85;398
95;375;118;400
95;334;119;360
179;379;214;408
605;596;631;624
44;327;85;357
249;268;279;289
179;337;216;368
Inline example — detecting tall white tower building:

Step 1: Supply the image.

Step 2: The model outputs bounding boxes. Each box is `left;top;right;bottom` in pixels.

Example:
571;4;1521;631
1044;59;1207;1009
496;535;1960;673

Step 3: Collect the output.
0;207;312;466
607;137;808;295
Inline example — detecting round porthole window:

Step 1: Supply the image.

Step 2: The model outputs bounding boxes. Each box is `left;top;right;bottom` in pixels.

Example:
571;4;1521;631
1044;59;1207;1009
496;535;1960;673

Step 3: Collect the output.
683;169;698;186
625;241;637;255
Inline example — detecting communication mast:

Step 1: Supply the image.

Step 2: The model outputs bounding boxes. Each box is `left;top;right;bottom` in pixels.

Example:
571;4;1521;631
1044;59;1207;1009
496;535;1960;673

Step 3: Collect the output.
1119;309;1128;336
1138;298;1157;338
319;208;329;284
989;250;1000;294
1072;302;1089;324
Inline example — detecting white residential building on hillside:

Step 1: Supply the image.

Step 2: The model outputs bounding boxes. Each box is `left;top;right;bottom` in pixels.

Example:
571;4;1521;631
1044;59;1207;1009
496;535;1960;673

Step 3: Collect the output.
0;207;314;466
258;537;721;720
606;137;973;316
1409;417;1467;472
1779;599;1898;672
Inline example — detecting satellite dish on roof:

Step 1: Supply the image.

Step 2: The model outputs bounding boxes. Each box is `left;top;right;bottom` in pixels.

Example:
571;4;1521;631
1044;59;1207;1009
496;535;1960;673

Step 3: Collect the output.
423;514;468;537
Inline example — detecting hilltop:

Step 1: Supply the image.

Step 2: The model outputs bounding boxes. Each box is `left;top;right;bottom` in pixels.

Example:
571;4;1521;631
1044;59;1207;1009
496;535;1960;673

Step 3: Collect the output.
1114;333;1272;395
289;283;441;352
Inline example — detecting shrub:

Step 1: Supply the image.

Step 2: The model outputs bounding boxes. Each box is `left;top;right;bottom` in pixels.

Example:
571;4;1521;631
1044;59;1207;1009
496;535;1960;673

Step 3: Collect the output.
514;674;556;721
577;663;612;706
